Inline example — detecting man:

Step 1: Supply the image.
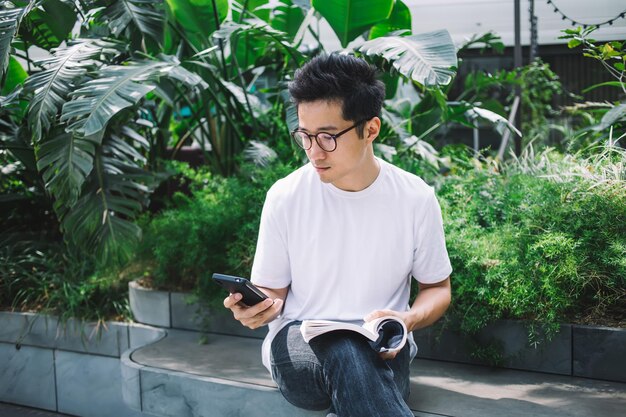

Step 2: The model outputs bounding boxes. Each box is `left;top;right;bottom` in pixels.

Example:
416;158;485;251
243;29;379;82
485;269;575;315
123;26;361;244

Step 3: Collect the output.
224;53;452;417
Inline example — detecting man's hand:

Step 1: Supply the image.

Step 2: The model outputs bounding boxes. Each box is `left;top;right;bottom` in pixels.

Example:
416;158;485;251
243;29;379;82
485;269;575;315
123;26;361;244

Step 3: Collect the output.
364;276;452;361
223;286;287;329
364;309;417;360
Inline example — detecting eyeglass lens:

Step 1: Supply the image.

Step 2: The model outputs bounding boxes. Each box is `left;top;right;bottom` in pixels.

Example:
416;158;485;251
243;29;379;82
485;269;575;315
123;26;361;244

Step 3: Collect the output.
292;132;336;151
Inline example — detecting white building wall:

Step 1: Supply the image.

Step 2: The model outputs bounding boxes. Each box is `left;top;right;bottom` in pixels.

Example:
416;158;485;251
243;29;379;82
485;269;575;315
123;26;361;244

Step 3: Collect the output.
312;0;626;51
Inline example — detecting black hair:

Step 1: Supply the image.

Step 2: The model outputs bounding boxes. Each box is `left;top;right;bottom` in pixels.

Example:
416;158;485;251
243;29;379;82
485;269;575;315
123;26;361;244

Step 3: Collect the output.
288;54;385;137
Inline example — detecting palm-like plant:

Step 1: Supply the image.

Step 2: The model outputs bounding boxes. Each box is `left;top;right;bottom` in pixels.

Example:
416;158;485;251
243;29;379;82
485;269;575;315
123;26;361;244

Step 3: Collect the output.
1;0;499;268
0;0;311;265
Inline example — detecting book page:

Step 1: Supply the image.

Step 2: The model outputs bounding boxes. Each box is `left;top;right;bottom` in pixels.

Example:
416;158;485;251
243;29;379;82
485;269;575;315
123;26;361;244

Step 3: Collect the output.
300;316;407;352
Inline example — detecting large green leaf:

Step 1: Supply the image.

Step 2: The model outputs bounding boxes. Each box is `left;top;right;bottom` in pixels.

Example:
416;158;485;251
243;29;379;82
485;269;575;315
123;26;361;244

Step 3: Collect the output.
213;20;304;64
19;0;76;50
594;102;626;131
0;5;28;81
1;56;27;95
269;0;305;41
103;0;164;44
61;56;204;139
36;130;98;204
25;39;116;142
232;0;269;22
165;0;229;50
366;0;412;99
60;61;163;139
457;31;504;54
368;0;411;40
44;56;202;204
311;0;393;47
57;127;158;266
465;106;522;137
0;98;38;173
359;29;458;87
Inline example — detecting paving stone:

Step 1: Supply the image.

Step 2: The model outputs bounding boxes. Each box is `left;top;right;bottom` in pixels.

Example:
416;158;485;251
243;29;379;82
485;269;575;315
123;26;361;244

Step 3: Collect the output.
573;325;626;382
140;368;326;417
0;402;73;417
128;281;171;328
409;359;626;417
120;352;143;412
55;351;145;417
170;292;204;331
53;319;129;357
0;312;59;348
0;343;56;411
0;312;129;357
128;324;166;350
414;320;572;375
199;308;267;339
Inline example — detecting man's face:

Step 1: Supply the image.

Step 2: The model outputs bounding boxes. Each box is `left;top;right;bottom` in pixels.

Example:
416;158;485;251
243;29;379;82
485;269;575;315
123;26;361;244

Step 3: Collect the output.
296;100;378;191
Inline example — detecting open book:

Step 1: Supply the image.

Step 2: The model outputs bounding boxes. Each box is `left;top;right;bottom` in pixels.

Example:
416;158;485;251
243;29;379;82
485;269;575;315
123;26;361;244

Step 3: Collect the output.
300;316;408;353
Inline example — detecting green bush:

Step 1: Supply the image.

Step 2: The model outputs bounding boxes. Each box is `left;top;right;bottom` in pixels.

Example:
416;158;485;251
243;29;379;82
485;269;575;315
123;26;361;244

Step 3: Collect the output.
135;161;295;304
439;146;626;333
0;242;131;322
0;152;130;322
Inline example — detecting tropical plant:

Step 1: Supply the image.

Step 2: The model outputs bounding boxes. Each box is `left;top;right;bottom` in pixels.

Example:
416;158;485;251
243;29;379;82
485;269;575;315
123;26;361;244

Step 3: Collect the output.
0;0;468;270
0;0;308;267
559;26;626;148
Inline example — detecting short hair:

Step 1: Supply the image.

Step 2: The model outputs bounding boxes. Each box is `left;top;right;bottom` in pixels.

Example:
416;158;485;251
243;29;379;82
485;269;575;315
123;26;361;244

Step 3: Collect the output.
288;54;385;137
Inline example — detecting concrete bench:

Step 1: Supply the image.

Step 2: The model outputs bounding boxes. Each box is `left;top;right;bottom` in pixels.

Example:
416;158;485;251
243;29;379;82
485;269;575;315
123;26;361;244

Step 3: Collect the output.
121;327;626;417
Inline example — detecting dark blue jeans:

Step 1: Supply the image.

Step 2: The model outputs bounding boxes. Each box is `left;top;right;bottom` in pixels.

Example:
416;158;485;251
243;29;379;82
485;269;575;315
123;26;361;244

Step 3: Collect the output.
270;321;413;417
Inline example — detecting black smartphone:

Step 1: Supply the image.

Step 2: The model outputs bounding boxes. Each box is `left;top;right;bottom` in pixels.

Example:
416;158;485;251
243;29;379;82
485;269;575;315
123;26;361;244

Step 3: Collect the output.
212;273;269;306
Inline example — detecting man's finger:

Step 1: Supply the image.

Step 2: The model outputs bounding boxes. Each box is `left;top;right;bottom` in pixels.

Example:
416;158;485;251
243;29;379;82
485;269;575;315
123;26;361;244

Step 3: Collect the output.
223;292;243;309
379;350;398;361
364;309;395;322
233;297;275;321
240;299;283;329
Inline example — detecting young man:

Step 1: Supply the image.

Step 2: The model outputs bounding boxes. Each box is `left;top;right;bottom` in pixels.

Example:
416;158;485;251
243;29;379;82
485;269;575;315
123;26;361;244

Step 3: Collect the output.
224;54;452;417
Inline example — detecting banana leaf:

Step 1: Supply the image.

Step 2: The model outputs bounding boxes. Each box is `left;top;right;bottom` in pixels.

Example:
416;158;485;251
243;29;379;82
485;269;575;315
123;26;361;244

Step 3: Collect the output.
311;0;393;47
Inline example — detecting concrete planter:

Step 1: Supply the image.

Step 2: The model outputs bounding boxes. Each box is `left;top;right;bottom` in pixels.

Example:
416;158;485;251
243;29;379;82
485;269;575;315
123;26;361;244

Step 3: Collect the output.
573;325;626;382
413;319;626;382
128;280;625;383
0;311;164;416
128;279;267;338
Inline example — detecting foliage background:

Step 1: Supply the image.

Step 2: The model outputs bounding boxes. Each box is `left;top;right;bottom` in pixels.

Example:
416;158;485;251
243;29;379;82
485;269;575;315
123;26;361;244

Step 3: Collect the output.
1;1;624;334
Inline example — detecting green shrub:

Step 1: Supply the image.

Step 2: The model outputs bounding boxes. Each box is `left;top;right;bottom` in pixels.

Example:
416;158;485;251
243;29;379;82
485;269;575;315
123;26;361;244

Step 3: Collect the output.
0;242;131;322
439;146;626;333
135;161;295;304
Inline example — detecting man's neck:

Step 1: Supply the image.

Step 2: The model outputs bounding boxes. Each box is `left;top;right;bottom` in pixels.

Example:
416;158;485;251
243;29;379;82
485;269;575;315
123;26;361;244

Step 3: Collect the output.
332;155;381;192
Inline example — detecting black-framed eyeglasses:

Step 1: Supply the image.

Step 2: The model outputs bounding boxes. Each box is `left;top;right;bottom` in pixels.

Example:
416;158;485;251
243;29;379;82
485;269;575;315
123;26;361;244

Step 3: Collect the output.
290;120;368;152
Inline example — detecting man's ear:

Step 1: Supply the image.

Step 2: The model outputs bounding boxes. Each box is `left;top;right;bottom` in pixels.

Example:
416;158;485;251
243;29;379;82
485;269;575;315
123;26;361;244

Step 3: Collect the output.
366;117;381;143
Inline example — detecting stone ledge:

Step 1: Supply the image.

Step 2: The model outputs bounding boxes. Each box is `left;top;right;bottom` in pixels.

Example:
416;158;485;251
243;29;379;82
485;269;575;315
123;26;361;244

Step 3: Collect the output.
119;334;327;417
414;320;572;375
0;311;137;357
414;319;626;382
129;280;626;383
0;311;165;417
573;325;626;382
121;328;626;417
128;279;267;338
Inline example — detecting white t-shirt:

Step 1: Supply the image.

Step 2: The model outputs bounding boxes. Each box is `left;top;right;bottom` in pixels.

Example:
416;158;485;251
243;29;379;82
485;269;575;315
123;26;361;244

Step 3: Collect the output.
251;158;452;371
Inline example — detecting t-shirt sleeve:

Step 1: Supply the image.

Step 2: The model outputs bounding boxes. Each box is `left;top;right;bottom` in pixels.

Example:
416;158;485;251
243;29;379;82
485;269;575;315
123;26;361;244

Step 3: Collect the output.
250;185;292;289
412;189;453;283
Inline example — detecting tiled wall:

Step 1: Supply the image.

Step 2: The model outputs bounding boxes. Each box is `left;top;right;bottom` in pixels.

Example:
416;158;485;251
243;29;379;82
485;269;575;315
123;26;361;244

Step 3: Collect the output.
0;312;163;416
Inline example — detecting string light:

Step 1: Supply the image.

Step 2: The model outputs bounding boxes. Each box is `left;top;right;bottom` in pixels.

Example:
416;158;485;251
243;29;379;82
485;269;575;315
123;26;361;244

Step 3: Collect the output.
546;0;626;28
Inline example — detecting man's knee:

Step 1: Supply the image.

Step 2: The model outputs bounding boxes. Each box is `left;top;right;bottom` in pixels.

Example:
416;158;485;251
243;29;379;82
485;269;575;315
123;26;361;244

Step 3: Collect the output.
312;332;381;371
272;360;331;411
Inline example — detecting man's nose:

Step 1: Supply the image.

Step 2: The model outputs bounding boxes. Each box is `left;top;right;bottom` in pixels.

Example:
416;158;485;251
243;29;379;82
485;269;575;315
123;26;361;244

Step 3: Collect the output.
307;137;327;159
